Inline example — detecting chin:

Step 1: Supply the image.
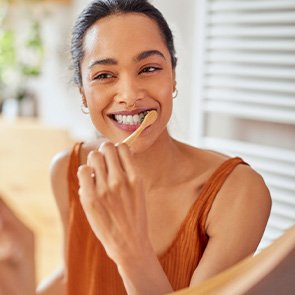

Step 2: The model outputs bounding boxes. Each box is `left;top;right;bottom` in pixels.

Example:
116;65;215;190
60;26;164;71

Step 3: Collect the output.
128;139;156;155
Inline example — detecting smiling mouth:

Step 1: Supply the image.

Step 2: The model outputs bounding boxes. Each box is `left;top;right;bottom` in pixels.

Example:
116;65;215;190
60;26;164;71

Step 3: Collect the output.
109;110;155;125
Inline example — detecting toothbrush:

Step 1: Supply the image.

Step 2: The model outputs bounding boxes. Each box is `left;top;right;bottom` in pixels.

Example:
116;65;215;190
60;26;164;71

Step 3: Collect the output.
121;110;158;146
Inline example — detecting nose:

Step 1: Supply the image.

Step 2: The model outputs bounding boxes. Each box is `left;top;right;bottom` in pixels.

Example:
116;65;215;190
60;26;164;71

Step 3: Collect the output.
114;75;144;107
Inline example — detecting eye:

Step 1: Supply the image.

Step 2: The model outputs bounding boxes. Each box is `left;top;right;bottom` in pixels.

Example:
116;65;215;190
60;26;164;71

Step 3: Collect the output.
139;66;161;74
93;72;114;80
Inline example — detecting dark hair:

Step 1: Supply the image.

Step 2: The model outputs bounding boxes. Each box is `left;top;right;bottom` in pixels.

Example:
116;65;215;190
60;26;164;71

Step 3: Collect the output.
71;0;177;87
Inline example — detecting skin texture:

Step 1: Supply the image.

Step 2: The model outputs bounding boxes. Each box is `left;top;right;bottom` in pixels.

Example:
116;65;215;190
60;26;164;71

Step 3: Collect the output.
1;12;272;295
0;197;36;295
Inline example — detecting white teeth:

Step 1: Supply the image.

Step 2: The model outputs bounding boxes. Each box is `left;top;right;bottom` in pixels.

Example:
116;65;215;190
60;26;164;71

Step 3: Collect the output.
114;111;149;125
127;115;133;124
133;114;140;123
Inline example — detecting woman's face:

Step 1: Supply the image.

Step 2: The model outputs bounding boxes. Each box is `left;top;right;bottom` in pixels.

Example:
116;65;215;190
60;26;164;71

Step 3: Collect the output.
80;13;176;151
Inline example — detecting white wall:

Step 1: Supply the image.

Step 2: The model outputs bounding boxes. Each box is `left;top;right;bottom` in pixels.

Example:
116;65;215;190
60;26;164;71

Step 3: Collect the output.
151;0;199;144
36;2;96;141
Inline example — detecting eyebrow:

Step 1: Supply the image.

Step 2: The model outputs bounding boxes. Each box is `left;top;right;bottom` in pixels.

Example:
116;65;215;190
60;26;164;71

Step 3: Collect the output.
88;50;166;69
88;58;117;69
135;50;166;62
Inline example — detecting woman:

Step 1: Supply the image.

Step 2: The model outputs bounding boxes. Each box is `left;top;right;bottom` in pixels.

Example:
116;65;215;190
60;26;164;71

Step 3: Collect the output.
1;0;271;294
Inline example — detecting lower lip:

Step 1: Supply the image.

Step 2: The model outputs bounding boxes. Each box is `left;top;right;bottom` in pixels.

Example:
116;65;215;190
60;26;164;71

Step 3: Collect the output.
111;120;141;132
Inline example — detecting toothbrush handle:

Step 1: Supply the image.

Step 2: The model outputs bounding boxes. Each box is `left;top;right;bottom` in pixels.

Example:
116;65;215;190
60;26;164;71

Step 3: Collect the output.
121;125;145;146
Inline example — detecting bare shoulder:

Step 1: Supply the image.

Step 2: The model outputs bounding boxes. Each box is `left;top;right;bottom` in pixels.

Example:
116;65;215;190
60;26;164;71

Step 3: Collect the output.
178;143;272;283
219;163;271;211
50;148;72;220
181;140;272;243
49;137;106;221
50;148;71;180
225;162;271;195
207;161;272;240
189;160;271;284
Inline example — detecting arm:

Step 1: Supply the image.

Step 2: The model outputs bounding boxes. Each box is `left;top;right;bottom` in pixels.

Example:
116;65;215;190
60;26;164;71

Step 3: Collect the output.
0;196;36;295
36;150;70;295
190;164;272;286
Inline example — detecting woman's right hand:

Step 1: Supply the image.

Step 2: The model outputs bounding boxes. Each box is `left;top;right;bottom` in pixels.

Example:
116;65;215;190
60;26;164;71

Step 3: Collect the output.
0;196;36;295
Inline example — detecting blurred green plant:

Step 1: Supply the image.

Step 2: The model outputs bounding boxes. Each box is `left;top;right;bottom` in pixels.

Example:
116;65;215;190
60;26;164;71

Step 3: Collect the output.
0;29;16;100
0;8;43;103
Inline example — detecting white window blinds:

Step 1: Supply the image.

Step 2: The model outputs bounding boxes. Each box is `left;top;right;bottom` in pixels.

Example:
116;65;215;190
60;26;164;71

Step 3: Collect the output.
192;0;295;250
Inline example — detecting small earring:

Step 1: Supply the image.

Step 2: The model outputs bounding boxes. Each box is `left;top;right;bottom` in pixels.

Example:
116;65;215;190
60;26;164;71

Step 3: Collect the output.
80;100;89;115
81;103;89;114
81;96;89;114
172;89;178;99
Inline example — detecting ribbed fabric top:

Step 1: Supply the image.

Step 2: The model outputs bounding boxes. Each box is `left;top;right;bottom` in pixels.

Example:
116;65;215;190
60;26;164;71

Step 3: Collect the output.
66;142;247;295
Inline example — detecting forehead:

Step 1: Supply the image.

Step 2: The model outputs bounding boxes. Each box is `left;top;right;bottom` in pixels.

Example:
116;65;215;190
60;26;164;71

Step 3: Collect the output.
83;13;168;58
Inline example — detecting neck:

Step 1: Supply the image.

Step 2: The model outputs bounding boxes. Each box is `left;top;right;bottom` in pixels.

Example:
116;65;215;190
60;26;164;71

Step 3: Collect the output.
132;129;183;191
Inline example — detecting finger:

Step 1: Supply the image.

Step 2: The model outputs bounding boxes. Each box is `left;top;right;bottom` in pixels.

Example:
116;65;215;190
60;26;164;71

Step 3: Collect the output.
117;143;138;181
99;142;124;180
77;165;96;200
86;151;108;195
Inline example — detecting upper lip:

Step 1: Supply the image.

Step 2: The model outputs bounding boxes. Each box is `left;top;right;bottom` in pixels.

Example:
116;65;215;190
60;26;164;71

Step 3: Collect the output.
108;108;156;116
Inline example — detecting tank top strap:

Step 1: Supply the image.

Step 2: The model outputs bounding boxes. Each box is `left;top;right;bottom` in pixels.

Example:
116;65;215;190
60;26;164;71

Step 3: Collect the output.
190;157;248;237
67;142;84;203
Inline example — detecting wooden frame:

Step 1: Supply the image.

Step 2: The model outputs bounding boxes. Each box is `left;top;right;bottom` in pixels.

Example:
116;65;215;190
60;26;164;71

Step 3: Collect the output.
171;225;295;294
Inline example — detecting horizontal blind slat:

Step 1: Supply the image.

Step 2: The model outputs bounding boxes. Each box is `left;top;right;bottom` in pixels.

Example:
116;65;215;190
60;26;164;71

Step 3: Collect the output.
250;162;295;178
209;26;295;38
268;187;295;205
204;101;295;124
208;39;295;52
208;1;295;12
271;201;295;220
207;152;295;178
263;176;295;192
207;52;295;65
263;227;284;241
201;138;295;163
205;89;295;107
208;12;295;25
205;76;295;94
206;64;295;80
267;216;295;232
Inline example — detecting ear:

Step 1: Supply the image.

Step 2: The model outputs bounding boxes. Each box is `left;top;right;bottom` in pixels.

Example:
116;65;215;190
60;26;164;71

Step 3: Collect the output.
79;88;87;107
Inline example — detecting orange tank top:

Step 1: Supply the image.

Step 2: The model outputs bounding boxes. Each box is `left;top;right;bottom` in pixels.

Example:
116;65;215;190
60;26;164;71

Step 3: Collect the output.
66;142;247;294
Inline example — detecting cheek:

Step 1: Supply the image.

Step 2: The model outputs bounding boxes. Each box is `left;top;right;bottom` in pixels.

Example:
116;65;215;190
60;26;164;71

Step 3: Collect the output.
85;87;111;112
152;72;174;102
157;83;173;114
85;89;112;130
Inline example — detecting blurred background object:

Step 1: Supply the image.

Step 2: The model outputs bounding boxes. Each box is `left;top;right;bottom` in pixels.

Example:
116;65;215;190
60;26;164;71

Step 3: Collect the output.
0;0;94;140
0;5;43;118
0;1;75;281
0;116;73;280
